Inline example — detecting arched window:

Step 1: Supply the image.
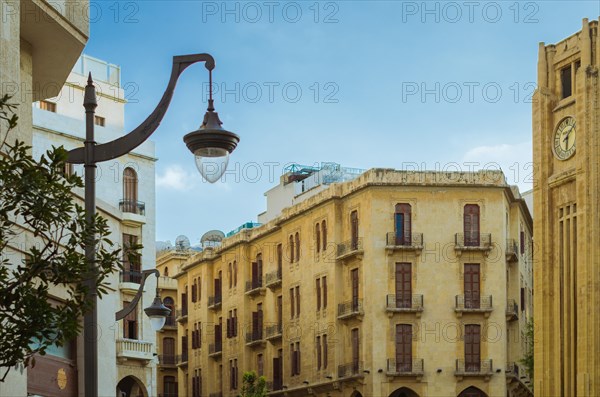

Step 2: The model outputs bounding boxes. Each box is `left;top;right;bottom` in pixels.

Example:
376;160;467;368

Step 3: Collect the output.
321;220;327;251
164;267;169;277
463;204;480;246
289;235;295;263
350;210;359;250
315;223;321;253
228;262;232;289
395;204;412;246
233;260;237;287
295;232;300;261
122;167;138;213
164;297;175;327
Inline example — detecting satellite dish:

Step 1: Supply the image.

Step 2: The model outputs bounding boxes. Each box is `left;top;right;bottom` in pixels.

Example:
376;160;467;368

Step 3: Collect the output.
175;235;191;251
201;230;225;249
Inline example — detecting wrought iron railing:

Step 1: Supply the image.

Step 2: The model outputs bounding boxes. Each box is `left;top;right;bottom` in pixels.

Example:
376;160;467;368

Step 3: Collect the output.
158;354;176;365
177;351;188;364
176;307;188;318
245;277;263;293
266;380;283;391
119;199;146;215
455;359;493;375
265;324;283;339
338;361;364;378
507;362;520;378
165;313;176;327
455;233;492;249
386;294;423;311
209;341;222;355
120;270;142;284
455;295;493;311
245;328;264;344
386;358;424;374
265;269;282;287
506;238;518;259
506;299;518;319
386;232;423;247
337;299;363;318
208;294;222;308
337;238;363;257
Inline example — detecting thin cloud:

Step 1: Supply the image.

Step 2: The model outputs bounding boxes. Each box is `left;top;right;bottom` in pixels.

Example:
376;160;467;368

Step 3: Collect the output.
156;165;196;192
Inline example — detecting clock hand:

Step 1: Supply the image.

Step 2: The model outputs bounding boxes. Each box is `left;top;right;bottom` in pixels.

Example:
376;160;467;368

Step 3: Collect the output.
562;126;572;143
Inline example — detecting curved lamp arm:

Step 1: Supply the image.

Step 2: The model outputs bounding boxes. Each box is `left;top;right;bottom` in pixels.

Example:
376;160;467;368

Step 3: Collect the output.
115;269;159;321
68;53;216;164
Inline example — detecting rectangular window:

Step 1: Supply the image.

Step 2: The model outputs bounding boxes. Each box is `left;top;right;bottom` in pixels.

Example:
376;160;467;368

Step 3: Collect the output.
521;287;525;312
123;301;137;339
322;276;327;309
122;234;140;282
316;278;321;311
290;288;295;319
561;65;572;99
39;100;56;112
277;244;283;273
295;342;301;375
257;353;264;377
323;334;328;369
351;328;359;373
351;210;359;249
94;115;105;126
395;324;412;372
464;324;481;372
464;264;481;309
395;263;412;309
316;336;322;369
295;286;300;316
520;231;525;254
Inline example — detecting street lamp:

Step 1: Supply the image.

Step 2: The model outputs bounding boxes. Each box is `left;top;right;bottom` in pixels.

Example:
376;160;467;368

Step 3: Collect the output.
66;53;239;397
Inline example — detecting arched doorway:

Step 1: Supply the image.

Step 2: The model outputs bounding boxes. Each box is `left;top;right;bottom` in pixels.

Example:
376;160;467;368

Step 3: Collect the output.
389;387;420;397
116;375;148;397
458;386;488;397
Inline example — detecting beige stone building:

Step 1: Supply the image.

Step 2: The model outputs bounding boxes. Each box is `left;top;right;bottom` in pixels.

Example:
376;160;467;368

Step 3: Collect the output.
533;18;600;396
171;168;533;397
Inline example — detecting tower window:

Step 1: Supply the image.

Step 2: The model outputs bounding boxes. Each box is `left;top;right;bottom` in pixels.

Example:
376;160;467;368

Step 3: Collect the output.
94;116;105;126
561;65;572;99
40;100;56;113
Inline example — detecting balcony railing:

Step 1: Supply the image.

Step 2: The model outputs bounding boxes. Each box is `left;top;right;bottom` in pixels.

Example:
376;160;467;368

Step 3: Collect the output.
176;307;188;320
386;358;424;376
506;362;520;379
337;299;363;320
245;277;265;295
506;299;518;321
455;359;493;376
265;324;283;340
386;294;424;313
119;199;146;215
454;233;492;250
245;328;265;346
120;270;142;284
506;238;518;261
338;361;364;378
336;238;363;259
455;295;493;313
266;380;283;391
265;270;282;288
385;232;424;249
116;339;153;362
158;354;177;366
208;341;222;357
208;295;222;309
164;314;176;327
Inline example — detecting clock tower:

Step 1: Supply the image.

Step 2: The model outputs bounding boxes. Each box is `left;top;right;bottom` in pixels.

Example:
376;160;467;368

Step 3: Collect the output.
533;18;600;396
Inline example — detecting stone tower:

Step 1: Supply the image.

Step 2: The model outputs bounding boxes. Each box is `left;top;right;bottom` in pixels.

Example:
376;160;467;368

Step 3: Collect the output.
533;18;600;396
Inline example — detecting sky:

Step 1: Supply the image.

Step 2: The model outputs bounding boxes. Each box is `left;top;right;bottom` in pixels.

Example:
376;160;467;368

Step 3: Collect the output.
83;1;600;244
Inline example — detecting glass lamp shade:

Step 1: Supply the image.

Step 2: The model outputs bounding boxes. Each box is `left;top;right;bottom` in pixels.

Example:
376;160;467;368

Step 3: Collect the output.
144;296;171;332
183;109;239;183
194;147;230;183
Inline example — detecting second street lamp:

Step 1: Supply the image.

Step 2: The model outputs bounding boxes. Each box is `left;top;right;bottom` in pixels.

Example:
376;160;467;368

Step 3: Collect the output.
66;53;238;397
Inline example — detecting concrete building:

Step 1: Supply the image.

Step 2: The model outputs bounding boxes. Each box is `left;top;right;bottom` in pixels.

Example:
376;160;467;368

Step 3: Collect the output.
0;1;89;396
171;168;533;397
27;54;159;397
533;18;600;396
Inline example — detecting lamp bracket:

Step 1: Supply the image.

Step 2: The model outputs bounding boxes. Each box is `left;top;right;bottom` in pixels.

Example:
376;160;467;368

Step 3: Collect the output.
115;269;160;321
68;53;216;164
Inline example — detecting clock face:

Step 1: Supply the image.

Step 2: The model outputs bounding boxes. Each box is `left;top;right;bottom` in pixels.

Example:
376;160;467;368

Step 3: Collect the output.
553;117;576;160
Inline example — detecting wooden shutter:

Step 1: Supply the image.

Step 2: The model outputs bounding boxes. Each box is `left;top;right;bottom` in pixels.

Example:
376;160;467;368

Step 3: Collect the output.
464;324;481;372
464;204;480;246
322;277;327;309
258;309;263;339
322;220;327;250
273;357;281;388
464;264;481;309
351;328;359;373
351;269;359;310
289;235;294;263
316;278;321;310
277;295;283;328
351;211;359;249
316;224;321;253
251;261;258;288
290;345;295;376
521;287;525;311
296;342;301;374
295;232;300;261
296;286;300;316
290;288;295;318
395;204;412;245
277;244;283;273
395;324;412;372
252;311;259;339
323;334;328;369
520;231;525;254
395;263;412;308
316;336;322;369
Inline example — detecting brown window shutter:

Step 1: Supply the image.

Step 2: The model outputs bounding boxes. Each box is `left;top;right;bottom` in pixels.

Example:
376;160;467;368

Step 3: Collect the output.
316;278;321;310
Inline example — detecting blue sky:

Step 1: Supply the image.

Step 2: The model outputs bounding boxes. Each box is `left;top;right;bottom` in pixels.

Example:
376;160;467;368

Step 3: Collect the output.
83;1;600;244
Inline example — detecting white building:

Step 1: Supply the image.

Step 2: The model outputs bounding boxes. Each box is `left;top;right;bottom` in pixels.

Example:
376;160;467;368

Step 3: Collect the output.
32;54;159;397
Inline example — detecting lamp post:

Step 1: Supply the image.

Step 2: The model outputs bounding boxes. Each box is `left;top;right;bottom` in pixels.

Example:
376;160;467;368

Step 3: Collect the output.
66;53;239;397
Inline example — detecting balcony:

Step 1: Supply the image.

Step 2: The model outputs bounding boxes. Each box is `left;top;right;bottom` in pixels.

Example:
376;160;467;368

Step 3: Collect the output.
455;295;493;317
158;354;177;368
506;362;533;395
176;308;188;322
338;361;364;379
455;359;493;379
506;299;519;321
506;239;518;262
337;299;364;321
265;270;282;289
119;271;142;294
265;324;283;341
454;233;492;256
120;199;146;226
208;295;222;310
385;294;423;316
386;358;424;378
116;339;153;364
266;380;283;392
245;278;266;297
208;342;222;358
245;329;266;347
385;232;424;254
336;238;364;262
163;314;177;329
176;352;188;367
158;275;178;290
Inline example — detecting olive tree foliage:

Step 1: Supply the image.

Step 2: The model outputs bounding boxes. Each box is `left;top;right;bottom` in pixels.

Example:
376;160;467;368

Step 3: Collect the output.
0;95;124;380
237;371;267;397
